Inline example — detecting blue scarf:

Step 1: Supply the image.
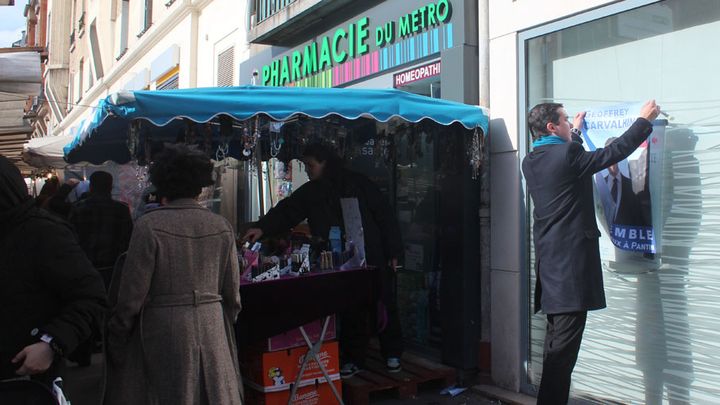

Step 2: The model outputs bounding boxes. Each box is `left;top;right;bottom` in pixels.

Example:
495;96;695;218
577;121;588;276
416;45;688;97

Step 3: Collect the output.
532;135;566;148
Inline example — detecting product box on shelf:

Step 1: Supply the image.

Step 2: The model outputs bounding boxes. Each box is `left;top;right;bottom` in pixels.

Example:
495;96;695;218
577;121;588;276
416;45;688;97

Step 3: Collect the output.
251;316;336;352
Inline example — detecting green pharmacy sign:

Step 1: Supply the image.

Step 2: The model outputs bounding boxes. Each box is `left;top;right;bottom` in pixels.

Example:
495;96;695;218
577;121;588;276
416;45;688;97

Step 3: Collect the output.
261;0;453;87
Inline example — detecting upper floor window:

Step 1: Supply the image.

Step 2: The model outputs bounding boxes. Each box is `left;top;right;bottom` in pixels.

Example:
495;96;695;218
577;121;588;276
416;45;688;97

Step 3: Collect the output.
139;0;153;38
117;0;129;59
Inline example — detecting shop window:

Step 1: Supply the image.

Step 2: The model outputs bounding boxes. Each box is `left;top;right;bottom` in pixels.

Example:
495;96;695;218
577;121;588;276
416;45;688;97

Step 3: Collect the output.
242;117;480;355
524;1;720;403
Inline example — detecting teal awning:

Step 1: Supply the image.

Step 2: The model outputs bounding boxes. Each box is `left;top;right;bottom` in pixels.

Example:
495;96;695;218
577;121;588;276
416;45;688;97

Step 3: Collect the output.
64;86;489;164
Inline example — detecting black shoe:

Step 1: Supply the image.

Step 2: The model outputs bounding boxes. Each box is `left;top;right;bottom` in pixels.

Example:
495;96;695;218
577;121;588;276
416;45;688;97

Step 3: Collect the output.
340;363;362;379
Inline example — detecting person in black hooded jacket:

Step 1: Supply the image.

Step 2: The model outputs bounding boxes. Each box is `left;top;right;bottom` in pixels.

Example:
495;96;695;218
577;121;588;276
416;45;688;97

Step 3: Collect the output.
0;155;107;386
243;143;404;376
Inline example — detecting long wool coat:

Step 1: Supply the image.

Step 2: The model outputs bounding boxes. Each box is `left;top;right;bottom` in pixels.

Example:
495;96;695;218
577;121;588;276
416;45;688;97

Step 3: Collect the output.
522;118;653;314
104;199;243;405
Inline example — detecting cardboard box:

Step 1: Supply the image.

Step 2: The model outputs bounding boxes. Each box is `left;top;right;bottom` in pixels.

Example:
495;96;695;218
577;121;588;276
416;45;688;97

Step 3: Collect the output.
240;340;340;390
245;379;342;405
257;317;336;352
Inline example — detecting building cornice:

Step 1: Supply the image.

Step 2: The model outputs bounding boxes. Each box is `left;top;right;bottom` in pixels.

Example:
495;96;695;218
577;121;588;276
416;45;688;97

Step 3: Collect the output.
55;0;212;135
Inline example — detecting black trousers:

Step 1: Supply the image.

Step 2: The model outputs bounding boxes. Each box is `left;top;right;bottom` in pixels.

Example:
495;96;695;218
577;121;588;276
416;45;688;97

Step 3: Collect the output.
340;266;403;367
537;311;587;405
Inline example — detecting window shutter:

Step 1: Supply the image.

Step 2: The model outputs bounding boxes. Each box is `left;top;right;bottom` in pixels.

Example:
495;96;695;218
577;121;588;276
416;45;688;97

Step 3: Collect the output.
217;47;234;87
157;73;179;90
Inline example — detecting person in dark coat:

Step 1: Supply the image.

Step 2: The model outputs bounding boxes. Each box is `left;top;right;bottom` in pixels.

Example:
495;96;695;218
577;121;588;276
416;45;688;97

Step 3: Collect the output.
243;143;404;376
35;176;59;210
0;155;107;386
45;177;83;219
69;171;133;289
521;100;660;404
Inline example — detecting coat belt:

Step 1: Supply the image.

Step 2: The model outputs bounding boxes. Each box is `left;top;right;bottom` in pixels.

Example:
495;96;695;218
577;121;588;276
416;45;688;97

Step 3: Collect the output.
146;290;222;307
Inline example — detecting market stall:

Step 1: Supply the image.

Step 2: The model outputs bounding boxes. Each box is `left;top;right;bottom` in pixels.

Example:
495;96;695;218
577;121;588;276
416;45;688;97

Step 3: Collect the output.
63;85;489;403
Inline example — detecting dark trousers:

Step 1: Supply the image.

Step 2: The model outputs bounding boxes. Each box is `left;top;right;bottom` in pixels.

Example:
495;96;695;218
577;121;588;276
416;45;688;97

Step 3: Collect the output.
340;266;403;367
537;311;587;405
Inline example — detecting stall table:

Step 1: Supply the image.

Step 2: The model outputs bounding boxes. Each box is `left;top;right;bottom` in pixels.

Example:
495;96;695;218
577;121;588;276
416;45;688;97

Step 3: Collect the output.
237;267;379;405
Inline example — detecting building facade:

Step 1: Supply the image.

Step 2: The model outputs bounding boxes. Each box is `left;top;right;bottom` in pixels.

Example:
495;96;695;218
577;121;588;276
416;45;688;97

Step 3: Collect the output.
489;0;720;403
240;0;487;377
53;0;250;143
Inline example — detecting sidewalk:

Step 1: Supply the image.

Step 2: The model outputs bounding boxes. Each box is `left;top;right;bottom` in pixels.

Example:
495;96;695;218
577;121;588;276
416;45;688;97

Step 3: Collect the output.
62;354;529;404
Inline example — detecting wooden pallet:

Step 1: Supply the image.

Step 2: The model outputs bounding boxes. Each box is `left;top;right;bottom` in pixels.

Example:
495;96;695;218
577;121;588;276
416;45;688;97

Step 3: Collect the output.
342;347;456;405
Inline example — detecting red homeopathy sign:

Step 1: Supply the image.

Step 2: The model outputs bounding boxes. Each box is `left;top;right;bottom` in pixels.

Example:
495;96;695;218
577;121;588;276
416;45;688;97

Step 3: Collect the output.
393;61;441;87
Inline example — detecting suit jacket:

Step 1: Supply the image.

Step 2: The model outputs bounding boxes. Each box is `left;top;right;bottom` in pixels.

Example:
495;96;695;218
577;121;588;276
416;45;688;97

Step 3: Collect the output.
522;119;653;314
613;174;648;227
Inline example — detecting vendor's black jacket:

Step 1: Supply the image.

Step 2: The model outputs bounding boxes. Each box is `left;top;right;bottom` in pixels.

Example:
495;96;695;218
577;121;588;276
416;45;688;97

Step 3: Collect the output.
0;201;107;380
257;168;403;267
522;118;653;314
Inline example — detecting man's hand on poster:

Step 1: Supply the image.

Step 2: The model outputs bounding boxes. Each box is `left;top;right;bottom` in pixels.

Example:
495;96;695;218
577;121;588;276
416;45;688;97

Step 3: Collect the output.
572;111;587;132
640;99;661;121
243;227;264;243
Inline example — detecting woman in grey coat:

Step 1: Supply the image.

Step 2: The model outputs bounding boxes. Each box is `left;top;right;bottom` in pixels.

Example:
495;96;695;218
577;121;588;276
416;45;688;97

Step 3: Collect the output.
105;144;243;405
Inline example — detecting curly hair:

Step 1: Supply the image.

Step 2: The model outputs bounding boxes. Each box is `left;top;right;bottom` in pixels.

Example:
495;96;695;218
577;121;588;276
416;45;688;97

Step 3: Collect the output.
302;142;343;179
149;143;214;201
527;103;564;141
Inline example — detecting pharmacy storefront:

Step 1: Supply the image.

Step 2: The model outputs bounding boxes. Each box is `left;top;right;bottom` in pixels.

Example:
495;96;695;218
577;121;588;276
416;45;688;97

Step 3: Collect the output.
240;0;478;104
240;0;484;373
514;0;720;403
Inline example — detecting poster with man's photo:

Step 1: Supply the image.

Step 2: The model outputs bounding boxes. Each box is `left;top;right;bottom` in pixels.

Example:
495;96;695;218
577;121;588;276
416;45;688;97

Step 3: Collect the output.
581;103;656;254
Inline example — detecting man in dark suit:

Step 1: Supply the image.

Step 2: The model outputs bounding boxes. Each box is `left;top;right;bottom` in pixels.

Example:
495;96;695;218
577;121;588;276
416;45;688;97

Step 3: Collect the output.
522;100;660;404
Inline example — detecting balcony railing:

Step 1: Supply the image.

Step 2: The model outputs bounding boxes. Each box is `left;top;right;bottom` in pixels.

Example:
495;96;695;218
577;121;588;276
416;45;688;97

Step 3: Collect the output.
252;0;297;26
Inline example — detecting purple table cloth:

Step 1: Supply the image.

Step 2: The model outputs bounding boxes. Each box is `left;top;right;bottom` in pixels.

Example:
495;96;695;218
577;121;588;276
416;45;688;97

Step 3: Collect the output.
236;267;379;343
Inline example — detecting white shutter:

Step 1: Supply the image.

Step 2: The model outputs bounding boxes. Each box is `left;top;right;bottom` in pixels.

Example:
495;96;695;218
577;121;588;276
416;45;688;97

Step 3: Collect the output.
217;47;234;87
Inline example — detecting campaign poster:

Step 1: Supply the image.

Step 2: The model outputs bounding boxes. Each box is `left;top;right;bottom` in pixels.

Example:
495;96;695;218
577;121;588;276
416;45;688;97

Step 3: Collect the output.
581;103;656;254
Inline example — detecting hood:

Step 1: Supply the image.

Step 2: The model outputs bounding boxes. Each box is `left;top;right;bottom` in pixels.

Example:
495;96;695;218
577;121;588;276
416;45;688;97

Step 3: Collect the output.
0;155;34;228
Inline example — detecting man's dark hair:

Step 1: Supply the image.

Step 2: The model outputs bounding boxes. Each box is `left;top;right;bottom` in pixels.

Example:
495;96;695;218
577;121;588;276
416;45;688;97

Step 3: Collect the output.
149;143;214;201
89;171;113;194
302;143;343;179
528;103;564;140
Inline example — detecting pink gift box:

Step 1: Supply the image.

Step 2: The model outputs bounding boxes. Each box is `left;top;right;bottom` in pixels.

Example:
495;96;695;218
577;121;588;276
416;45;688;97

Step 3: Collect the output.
256;316;336;352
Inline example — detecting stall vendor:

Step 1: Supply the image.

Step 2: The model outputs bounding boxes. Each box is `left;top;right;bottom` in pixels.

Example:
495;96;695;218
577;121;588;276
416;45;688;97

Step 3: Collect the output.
243;142;404;377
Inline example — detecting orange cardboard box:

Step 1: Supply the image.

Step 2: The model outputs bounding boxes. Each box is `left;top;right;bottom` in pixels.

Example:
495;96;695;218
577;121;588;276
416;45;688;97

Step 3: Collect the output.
240;340;340;389
254;316;336;352
245;379;342;405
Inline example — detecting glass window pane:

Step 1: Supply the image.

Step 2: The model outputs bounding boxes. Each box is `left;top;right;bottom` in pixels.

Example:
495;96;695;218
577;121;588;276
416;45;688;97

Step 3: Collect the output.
526;1;720;402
